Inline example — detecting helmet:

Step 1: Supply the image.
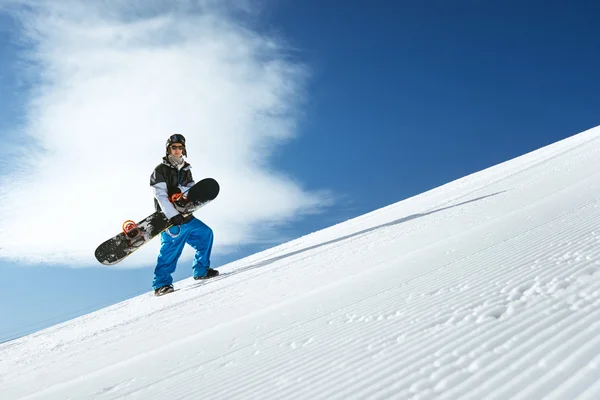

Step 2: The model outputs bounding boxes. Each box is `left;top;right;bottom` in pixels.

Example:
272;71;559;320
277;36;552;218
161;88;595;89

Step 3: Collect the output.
166;133;187;156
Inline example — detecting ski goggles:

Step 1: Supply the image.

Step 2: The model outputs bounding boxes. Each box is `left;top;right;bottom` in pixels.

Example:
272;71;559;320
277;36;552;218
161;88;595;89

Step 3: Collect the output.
169;134;186;145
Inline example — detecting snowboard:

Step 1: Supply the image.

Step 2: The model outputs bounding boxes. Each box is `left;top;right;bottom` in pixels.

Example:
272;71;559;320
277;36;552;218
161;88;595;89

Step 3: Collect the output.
94;178;220;265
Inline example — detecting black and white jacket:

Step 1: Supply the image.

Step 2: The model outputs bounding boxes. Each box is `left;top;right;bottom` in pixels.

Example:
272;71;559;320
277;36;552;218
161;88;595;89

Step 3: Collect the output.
150;157;195;219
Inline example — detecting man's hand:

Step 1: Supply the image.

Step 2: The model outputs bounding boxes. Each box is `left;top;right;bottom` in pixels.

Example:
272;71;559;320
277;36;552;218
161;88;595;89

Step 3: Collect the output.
169;214;185;226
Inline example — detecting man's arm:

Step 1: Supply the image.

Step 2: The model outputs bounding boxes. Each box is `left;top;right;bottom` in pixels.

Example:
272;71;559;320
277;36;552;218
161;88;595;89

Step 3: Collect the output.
150;167;180;219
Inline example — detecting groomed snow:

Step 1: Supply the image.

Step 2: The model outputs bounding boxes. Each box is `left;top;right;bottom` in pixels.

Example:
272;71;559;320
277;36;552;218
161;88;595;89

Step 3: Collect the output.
2;126;600;399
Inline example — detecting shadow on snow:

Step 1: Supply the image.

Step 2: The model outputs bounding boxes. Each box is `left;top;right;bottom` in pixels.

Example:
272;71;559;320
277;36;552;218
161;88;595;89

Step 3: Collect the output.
188;191;506;289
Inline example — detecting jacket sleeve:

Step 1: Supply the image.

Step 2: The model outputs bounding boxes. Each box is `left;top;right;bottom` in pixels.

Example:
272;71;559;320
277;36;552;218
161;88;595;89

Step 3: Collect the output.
150;166;180;219
182;181;195;193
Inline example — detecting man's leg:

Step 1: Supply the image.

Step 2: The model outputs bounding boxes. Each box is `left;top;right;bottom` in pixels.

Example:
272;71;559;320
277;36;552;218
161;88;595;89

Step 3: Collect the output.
153;226;188;289
185;218;214;278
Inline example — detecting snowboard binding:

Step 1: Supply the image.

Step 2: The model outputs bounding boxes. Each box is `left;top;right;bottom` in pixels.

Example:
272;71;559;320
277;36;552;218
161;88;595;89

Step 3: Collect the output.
170;192;198;214
170;192;188;207
122;220;145;248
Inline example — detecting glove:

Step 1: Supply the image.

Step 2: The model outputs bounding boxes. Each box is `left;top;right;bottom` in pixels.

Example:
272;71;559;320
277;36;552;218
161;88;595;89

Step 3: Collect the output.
169;214;185;226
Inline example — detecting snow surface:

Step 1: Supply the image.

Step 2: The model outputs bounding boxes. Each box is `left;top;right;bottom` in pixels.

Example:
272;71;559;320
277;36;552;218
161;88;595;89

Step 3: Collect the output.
3;126;600;399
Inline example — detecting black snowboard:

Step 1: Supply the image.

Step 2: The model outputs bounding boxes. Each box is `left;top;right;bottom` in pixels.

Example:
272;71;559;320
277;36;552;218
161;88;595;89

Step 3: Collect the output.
94;178;219;265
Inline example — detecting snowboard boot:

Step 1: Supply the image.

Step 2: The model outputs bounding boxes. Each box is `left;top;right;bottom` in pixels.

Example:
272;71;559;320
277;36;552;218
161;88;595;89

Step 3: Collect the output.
154;284;175;296
194;268;219;280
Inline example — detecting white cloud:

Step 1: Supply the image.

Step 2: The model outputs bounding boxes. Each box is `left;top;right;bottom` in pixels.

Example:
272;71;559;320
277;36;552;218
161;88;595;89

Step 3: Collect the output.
0;0;332;267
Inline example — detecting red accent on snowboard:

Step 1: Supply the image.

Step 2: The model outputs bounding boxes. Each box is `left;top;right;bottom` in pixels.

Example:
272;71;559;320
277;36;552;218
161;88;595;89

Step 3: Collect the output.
122;220;144;245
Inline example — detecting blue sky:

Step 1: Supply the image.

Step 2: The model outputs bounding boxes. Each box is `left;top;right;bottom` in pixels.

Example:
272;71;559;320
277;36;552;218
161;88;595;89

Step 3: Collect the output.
1;0;599;342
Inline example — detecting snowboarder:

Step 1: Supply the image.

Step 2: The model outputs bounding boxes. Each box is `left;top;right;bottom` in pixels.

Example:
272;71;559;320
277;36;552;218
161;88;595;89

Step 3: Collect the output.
150;133;219;296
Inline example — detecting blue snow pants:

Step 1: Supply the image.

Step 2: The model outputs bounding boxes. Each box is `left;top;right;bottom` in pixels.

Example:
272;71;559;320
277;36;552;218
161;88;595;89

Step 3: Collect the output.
152;217;214;289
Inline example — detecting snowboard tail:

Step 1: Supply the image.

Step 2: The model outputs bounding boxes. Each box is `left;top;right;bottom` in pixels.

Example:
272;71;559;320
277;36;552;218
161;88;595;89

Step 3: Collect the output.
94;178;219;265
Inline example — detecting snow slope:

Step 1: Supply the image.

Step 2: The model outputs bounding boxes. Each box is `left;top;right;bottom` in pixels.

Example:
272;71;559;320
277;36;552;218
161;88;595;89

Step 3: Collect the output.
2;126;600;399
